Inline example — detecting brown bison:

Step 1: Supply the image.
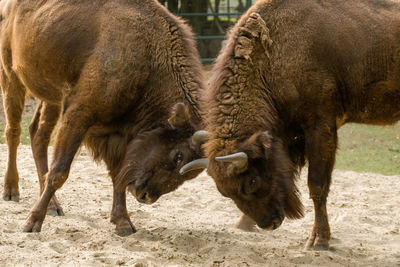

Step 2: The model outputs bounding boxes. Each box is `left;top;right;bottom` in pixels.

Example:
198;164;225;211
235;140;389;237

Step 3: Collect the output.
0;0;205;235
181;0;400;249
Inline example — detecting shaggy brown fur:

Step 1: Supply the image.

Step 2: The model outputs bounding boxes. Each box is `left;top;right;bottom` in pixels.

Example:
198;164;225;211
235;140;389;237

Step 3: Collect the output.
203;0;400;250
0;0;205;235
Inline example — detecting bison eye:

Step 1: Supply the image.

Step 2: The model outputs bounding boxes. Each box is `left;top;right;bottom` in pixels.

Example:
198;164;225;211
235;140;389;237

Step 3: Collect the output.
174;151;183;166
243;176;261;195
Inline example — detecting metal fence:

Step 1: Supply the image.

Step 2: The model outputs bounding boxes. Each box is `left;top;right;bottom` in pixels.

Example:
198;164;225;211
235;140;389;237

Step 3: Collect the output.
161;0;254;62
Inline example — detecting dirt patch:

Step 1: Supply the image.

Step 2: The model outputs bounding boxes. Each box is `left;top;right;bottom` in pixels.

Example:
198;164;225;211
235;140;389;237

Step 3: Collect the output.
0;144;399;266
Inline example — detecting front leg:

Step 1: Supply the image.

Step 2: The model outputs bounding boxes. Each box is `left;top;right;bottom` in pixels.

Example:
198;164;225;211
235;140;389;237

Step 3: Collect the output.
22;103;93;232
110;188;136;236
84;133;135;236
1;72;26;202
306;194;330;250
305;122;337;250
29;101;64;216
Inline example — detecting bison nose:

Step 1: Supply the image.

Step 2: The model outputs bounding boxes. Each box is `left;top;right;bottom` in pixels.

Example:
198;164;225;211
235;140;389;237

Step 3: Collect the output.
128;185;157;205
257;212;284;231
132;189;156;204
136;191;148;204
127;180;158;204
262;218;283;231
258;218;283;231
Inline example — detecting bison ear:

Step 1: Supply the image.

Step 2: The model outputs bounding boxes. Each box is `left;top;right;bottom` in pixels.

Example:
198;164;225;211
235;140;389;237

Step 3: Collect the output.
168;102;191;130
240;131;272;159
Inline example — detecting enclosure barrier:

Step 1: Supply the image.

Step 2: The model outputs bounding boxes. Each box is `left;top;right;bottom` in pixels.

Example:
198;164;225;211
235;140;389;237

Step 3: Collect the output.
172;1;253;62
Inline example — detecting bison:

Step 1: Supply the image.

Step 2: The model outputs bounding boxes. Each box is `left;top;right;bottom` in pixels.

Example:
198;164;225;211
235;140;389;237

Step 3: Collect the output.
0;0;205;235
181;0;400;249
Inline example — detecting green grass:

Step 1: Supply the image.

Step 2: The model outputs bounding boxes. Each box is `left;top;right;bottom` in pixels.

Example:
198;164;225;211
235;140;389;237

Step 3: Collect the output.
0;116;399;175
336;123;400;175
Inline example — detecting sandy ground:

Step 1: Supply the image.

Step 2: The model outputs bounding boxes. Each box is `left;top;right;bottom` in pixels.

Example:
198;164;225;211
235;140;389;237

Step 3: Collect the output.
0;144;399;266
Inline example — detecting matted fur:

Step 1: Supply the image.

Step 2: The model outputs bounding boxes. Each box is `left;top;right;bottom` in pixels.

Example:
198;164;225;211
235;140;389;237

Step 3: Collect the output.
204;0;400;249
0;0;205;234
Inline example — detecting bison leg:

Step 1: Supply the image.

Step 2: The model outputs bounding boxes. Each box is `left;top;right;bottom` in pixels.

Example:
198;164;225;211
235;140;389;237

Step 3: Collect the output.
235;214;257;232
22;102;93;232
29;101;64;216
110;188;136;236
305;123;337;250
1;72;26;202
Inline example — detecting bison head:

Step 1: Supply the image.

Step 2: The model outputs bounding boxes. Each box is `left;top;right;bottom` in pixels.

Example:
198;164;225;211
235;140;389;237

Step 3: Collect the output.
115;103;206;204
181;131;304;230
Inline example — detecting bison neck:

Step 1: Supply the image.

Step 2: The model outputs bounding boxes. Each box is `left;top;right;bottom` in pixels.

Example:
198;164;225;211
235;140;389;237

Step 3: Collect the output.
205;21;280;155
142;1;205;127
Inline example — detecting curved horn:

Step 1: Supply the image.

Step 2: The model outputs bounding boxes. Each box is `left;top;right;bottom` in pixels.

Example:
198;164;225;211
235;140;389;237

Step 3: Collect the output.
179;158;209;175
192;130;210;146
215;152;248;171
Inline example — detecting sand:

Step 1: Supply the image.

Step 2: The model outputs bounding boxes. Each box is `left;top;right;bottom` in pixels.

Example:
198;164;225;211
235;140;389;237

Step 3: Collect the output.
0;144;399;266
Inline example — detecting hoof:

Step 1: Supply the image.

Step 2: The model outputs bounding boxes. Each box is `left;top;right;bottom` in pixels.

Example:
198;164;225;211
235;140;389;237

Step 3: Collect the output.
3;186;20;202
22;216;44;233
112;217;136;237
116;225;136;237
306;243;330;251
3;193;20;202
306;234;330;250
46;206;65;216
47;196;65;216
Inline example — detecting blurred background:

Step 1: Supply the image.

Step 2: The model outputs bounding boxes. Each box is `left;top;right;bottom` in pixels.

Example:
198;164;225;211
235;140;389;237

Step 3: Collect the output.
159;0;256;62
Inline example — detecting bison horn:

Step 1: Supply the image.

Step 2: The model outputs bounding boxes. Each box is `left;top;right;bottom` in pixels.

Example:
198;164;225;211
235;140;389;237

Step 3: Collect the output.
192;130;210;146
179;158;209;175
215;152;248;171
